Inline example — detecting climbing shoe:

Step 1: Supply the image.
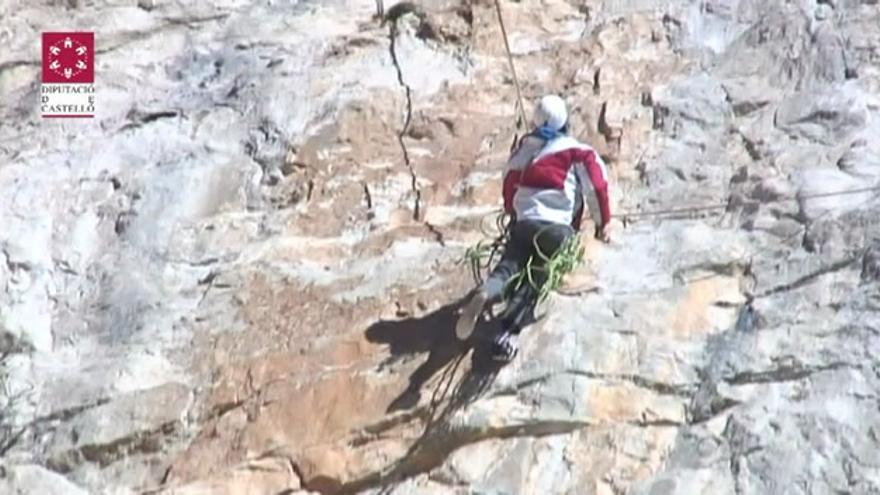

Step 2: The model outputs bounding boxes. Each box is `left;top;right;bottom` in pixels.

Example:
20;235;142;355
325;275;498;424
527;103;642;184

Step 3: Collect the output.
455;289;488;340
491;330;519;362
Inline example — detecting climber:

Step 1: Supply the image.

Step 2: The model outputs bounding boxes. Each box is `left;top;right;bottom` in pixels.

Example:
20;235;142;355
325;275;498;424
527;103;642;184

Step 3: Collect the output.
455;94;612;362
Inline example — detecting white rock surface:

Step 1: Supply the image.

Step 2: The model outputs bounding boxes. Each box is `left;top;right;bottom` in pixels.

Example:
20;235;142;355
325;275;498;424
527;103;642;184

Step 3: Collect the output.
1;0;879;494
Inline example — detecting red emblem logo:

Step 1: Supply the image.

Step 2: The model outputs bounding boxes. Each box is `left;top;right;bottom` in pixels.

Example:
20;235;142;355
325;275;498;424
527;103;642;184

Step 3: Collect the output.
42;32;94;84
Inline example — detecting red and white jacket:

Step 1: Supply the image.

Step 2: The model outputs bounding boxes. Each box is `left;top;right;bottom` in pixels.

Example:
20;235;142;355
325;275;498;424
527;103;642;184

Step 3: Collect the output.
502;134;611;231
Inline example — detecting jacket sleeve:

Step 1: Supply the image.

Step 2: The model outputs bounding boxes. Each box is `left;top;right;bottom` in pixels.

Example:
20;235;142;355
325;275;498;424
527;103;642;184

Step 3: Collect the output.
502;169;522;215
571;200;585;231
572;148;611;227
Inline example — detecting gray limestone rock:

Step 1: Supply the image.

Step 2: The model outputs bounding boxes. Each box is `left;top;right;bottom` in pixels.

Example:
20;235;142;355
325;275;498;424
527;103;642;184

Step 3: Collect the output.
652;73;732;139
775;85;868;145
1;0;880;494
0;464;90;495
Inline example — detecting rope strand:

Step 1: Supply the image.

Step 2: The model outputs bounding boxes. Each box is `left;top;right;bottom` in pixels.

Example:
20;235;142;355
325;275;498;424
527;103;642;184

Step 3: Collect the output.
621;184;880;221
493;0;528;130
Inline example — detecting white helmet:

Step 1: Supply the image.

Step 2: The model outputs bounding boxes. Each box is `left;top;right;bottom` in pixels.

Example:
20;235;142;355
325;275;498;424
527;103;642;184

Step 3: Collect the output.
532;94;568;131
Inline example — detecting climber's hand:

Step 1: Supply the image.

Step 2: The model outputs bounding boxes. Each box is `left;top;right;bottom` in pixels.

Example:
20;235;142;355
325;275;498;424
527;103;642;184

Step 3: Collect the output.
594;224;611;243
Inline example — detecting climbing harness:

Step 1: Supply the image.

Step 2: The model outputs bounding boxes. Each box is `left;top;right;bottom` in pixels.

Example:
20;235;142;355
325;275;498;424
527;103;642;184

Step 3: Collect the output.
498;224;585;305
460;214;585;305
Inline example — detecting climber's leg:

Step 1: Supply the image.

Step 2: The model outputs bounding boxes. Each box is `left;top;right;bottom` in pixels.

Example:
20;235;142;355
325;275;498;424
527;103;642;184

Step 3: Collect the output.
492;221;574;361
491;329;520;362
455;224;530;340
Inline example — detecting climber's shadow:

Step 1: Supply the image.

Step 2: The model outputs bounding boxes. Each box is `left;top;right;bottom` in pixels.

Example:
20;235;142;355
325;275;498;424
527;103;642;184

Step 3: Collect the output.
365;295;504;414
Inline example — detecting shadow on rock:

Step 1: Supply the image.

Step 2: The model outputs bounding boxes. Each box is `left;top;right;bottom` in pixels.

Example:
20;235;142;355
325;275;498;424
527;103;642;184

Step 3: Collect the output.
361;344;505;495
356;297;505;495
364;295;503;414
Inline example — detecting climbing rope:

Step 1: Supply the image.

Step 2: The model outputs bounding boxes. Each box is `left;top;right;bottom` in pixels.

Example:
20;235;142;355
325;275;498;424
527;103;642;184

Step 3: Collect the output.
460;212;586;305
459;0;525;288
463;0;531;286
476;3;880;300
460;210;513;286
621;186;880;297
506;225;586;304
493;0;529;130
620;184;880;223
460;184;880;291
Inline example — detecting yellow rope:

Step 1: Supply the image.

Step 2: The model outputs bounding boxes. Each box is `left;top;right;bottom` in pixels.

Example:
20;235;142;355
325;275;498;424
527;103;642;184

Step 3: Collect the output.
493;0;528;130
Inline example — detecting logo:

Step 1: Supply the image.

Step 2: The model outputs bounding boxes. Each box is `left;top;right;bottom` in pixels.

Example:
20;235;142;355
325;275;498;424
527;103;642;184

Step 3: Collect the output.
42;32;94;83
41;32;96;118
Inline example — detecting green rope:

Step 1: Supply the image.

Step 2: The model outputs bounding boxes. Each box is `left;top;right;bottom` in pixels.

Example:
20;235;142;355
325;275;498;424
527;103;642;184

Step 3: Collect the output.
458;211;513;286
462;221;586;305
505;227;585;303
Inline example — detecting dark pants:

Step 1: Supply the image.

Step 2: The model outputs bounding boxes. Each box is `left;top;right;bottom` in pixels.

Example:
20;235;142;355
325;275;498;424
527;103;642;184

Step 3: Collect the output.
480;219;574;333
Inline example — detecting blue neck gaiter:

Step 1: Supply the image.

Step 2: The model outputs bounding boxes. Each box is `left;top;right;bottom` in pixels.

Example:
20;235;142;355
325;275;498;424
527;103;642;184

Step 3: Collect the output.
534;125;561;140
533;122;568;141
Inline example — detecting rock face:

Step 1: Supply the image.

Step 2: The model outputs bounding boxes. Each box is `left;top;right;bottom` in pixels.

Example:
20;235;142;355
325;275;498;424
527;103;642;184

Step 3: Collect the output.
1;0;879;494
